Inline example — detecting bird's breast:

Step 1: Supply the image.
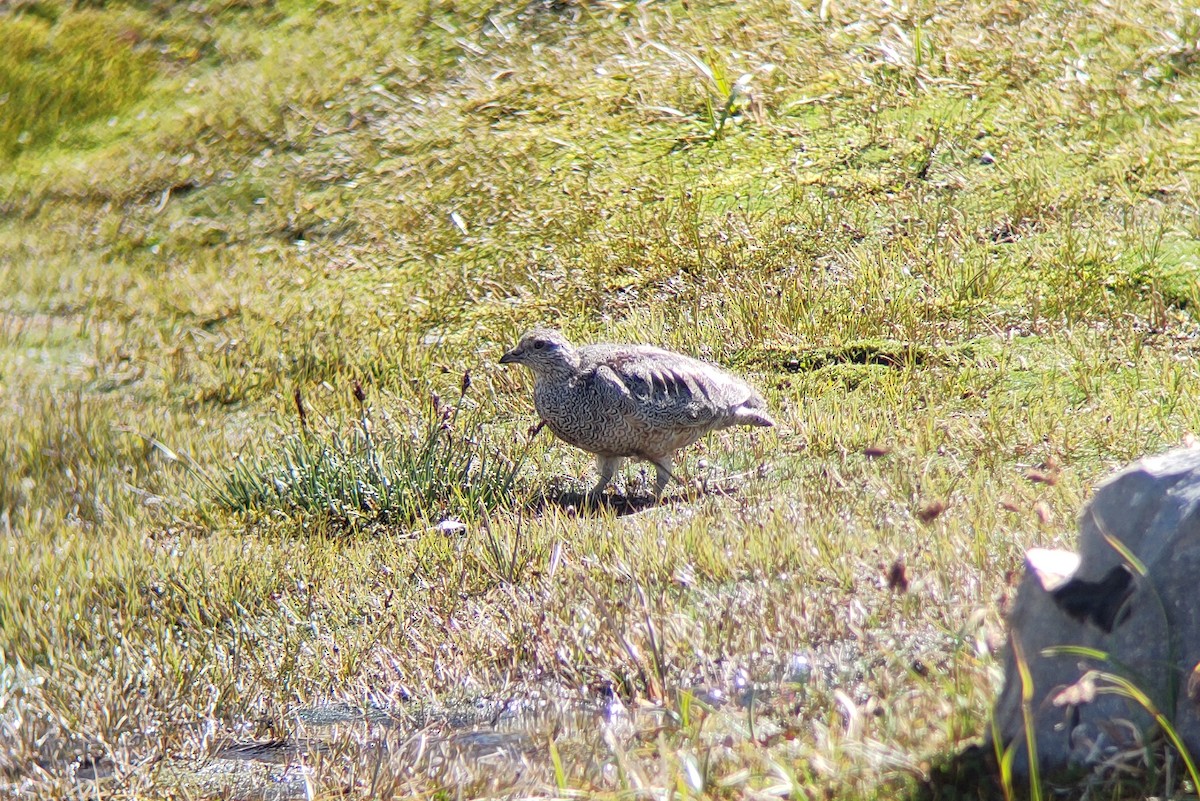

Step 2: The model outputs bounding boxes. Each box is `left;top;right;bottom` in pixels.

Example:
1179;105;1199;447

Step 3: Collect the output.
532;376;641;455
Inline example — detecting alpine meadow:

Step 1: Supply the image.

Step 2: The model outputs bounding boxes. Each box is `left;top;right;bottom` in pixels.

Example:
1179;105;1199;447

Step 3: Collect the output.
1;0;1199;798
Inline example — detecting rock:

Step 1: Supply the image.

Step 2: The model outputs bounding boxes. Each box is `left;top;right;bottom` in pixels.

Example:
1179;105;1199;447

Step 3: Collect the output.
431;519;467;535
992;448;1200;777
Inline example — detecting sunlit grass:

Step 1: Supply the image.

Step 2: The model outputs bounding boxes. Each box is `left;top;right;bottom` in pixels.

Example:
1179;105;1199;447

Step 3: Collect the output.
214;378;529;530
1;0;1199;797
0;9;153;159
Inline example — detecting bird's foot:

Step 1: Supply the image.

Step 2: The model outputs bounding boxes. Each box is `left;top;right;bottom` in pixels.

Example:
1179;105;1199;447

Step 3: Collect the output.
583;486;613;510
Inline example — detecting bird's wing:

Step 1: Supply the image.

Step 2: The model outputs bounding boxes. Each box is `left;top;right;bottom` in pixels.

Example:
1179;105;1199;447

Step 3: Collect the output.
585;346;732;429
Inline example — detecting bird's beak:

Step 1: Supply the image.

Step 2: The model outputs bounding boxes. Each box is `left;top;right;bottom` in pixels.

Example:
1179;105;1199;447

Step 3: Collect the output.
498;348;518;365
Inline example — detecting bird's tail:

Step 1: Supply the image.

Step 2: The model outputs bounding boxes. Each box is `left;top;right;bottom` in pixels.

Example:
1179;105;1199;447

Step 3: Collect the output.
735;407;775;427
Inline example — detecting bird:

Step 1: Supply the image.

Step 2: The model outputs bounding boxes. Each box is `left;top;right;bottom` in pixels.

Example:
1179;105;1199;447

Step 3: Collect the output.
498;328;774;501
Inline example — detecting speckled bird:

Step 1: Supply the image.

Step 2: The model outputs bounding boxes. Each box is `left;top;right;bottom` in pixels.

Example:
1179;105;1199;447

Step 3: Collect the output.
499;328;774;499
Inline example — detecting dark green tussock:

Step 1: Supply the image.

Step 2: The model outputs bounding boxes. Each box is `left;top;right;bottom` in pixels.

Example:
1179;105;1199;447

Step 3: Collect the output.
738;340;975;373
0;8;155;160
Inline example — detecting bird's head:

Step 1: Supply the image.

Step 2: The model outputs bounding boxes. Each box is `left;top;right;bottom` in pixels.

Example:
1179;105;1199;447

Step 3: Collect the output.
499;328;577;375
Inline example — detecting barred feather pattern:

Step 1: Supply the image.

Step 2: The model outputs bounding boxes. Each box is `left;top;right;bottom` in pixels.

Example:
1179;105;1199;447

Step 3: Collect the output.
501;329;773;469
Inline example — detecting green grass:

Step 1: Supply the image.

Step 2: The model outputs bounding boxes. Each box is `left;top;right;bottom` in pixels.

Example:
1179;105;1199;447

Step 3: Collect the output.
213;377;529;530
0;8;152;159
2;0;1200;797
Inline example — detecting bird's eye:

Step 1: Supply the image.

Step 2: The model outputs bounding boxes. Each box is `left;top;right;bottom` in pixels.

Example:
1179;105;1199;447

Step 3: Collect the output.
532;339;545;350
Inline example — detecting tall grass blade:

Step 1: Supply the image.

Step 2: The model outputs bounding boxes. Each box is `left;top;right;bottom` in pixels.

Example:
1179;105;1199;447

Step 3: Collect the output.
1012;639;1043;801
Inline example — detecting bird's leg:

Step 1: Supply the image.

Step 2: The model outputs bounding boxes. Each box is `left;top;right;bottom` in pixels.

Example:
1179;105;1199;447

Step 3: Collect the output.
588;456;622;505
651;457;679;500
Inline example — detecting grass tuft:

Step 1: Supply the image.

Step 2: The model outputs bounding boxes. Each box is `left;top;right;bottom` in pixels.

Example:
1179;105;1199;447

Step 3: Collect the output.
214;378;528;531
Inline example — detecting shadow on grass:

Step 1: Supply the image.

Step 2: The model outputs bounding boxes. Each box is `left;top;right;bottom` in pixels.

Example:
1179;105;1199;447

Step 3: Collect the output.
529;480;751;518
530;489;675;518
911;744;1006;801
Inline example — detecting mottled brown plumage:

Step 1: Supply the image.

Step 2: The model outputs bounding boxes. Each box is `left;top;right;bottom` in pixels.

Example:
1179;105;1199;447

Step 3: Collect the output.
499;328;774;499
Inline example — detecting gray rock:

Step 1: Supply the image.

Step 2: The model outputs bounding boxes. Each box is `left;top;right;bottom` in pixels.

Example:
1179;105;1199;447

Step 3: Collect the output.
992;448;1200;777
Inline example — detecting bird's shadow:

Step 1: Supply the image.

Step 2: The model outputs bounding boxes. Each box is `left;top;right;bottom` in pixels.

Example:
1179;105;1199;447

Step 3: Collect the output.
525;480;747;519
526;488;666;518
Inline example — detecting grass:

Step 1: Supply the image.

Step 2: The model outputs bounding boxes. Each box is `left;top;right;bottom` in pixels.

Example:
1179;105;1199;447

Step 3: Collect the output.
0;8;153;159
1;0;1199;797
213;376;529;531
